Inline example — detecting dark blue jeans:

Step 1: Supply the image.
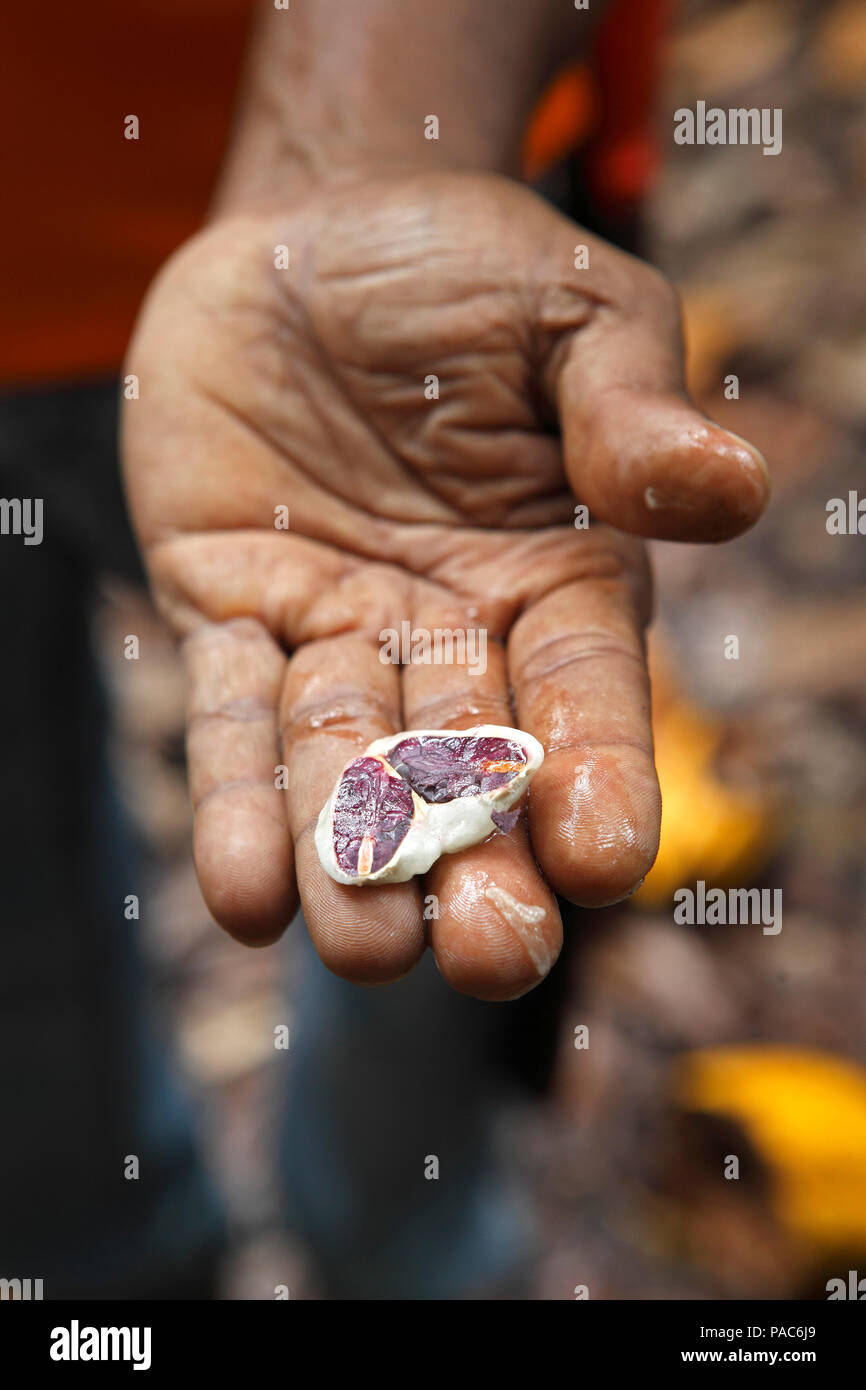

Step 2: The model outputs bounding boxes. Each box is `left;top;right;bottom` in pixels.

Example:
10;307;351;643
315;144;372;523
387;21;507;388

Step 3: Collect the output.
0;382;224;1297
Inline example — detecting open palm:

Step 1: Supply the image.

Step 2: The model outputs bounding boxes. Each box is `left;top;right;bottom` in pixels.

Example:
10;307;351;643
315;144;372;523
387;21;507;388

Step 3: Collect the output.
123;172;769;999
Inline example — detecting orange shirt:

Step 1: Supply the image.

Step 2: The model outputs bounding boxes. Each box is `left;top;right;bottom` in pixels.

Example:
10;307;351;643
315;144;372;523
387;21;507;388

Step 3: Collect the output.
0;1;256;384
1;0;666;386
523;0;669;211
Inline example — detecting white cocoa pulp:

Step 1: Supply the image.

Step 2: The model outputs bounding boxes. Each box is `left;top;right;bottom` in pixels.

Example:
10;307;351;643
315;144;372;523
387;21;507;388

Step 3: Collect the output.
315;724;544;886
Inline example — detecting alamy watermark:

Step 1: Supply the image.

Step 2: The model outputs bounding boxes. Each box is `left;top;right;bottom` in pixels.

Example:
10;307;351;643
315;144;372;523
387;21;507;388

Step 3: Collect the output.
50;1321;151;1371
827;1270;866;1299
826;491;865;535
0;497;42;545
674;880;782;935
379;620;487;677
674;102;782;157
0;1276;43;1299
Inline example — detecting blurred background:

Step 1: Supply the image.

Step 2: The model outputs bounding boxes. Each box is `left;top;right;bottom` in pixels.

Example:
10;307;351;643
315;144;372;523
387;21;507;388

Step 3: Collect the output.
3;0;865;1300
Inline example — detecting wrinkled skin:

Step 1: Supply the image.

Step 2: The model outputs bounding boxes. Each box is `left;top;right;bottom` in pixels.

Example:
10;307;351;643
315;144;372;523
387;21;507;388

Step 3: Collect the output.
123;172;769;1000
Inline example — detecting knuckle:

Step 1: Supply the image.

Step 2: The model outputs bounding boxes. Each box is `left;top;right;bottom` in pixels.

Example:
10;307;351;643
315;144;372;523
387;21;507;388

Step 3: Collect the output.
407;692;508;728
519;631;645;692
189;695;275;727
282;692;393;742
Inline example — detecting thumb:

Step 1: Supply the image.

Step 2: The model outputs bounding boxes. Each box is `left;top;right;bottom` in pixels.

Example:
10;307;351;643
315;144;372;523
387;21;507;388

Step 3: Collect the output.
545;254;770;543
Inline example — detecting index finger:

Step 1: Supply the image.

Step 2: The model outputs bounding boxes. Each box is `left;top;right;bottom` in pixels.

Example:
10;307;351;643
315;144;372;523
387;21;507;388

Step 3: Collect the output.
509;535;661;907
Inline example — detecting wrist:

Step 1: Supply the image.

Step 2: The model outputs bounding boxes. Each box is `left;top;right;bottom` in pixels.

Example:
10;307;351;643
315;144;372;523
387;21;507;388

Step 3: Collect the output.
211;0;592;216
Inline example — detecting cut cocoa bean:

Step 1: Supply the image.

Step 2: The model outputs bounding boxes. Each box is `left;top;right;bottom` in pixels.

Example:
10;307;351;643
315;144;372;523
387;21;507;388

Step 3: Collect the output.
315;724;544;886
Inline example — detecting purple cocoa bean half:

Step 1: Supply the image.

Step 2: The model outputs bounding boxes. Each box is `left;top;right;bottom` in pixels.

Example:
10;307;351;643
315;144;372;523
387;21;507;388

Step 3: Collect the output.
331;756;415;877
384;733;527;804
